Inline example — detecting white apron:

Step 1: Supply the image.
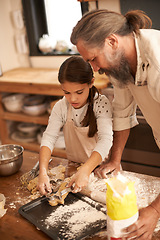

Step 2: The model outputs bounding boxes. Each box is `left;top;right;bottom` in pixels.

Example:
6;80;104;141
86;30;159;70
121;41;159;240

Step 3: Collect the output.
128;84;160;149
63;104;97;163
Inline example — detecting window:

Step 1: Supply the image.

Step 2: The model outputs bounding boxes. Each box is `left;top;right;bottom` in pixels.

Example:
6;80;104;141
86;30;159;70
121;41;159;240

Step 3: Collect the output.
22;0;88;56
45;0;81;49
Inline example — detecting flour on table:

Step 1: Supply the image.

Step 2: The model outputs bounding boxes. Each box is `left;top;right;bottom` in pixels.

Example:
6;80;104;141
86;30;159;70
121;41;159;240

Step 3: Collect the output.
85;171;160;235
8;194;30;209
86;172;159;210
123;171;160;208
44;197;106;240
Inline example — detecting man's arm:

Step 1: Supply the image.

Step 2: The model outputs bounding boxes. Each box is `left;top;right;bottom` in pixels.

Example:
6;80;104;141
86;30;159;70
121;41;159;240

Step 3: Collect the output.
150;194;160;217
95;128;130;178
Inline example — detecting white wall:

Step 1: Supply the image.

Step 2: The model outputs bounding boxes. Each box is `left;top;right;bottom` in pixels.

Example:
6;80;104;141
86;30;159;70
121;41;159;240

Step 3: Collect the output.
0;0;120;72
0;0;30;73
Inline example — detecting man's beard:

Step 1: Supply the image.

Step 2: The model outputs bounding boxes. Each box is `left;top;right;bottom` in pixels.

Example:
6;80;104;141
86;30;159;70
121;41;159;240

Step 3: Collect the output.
98;51;134;88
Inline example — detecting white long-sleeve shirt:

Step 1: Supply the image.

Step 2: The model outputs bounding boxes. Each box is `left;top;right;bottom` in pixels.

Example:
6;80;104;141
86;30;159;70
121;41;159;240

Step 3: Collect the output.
41;94;113;160
112;29;160;147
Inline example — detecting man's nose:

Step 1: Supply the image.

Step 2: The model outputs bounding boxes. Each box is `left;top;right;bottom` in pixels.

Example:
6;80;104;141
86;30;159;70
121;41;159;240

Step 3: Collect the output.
90;62;100;72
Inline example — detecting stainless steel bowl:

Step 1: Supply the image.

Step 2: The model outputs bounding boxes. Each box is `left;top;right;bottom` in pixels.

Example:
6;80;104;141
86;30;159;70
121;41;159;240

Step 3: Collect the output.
0;144;24;176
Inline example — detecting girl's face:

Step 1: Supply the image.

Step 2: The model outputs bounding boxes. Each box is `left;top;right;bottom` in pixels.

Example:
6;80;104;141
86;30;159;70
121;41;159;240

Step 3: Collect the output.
61;80;93;109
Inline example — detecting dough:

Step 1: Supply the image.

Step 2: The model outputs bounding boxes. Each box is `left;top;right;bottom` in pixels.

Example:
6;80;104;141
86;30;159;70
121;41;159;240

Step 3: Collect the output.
49;178;71;206
27;176;38;194
48;165;66;182
27;165;66;196
0;194;7;218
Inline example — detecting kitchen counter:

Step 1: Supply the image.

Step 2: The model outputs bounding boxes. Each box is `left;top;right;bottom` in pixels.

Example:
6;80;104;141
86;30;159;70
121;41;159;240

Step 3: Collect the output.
0;150;160;240
0;67;109;95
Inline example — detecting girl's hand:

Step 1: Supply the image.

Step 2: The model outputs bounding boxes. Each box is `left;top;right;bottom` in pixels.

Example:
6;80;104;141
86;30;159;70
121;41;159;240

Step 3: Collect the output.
38;172;52;195
68;167;90;193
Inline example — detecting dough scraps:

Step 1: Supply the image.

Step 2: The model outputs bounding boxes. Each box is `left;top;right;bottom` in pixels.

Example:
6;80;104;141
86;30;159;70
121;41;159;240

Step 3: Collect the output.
49;177;71;206
27;164;66;199
0;194;7;218
48;164;66;182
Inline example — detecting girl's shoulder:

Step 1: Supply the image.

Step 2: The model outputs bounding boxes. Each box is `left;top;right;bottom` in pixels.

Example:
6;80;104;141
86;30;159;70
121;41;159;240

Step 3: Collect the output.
93;94;112;116
53;96;68;108
51;96;68;115
94;94;111;106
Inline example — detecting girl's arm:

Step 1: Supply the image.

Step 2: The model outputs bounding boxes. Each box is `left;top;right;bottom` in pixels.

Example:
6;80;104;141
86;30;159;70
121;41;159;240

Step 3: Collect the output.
38;99;66;195
68;151;102;192
40;99;65;153
38;146;52;195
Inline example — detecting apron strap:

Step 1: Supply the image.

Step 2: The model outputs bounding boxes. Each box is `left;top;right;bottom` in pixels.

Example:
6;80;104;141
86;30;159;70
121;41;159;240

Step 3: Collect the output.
66;104;72;121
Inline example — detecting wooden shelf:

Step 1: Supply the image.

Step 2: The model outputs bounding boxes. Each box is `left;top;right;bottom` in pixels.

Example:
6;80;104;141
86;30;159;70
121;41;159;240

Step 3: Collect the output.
2;111;49;125
0;67;108;155
0;68;63;96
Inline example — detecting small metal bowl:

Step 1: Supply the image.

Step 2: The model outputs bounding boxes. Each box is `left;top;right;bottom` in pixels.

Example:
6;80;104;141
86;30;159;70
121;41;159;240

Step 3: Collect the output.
0;144;24;176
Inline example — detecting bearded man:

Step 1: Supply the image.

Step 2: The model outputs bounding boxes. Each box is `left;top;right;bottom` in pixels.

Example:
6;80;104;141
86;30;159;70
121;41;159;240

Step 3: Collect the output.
71;9;160;240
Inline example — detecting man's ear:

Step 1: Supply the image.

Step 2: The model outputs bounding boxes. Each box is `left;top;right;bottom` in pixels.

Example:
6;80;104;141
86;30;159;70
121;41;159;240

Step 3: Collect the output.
104;34;118;50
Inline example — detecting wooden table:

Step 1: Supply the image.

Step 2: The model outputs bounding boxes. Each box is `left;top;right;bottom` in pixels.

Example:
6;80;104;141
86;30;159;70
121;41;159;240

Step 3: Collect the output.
0;68;109;95
0;150;159;240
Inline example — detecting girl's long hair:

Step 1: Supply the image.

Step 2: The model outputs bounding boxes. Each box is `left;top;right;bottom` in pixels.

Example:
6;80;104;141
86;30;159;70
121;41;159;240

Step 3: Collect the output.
58;56;99;137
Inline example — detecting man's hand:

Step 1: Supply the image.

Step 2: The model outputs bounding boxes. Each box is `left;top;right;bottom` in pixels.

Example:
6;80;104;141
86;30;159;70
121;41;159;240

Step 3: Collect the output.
122;205;159;240
94;160;121;178
94;129;130;179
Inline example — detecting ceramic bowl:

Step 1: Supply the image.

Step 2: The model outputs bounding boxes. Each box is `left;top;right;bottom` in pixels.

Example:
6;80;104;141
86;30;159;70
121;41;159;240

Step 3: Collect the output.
24;95;46;106
11;130;37;143
17;122;40;133
22;102;47;116
2;94;25;112
0;144;24;176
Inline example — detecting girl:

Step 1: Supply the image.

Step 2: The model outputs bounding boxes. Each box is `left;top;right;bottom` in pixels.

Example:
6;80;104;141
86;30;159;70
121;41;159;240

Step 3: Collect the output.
38;56;113;195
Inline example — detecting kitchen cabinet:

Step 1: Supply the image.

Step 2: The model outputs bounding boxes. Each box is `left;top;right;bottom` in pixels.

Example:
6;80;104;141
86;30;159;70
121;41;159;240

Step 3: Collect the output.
0;67;108;157
122;121;160;177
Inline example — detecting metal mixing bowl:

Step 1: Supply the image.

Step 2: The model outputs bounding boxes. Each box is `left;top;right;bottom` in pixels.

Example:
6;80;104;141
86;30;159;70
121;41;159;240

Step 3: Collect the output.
0;144;24;176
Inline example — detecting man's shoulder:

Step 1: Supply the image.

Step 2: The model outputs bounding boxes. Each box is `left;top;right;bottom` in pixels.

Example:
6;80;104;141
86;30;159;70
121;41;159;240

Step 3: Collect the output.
139;29;160;45
139;29;160;61
140;29;160;37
